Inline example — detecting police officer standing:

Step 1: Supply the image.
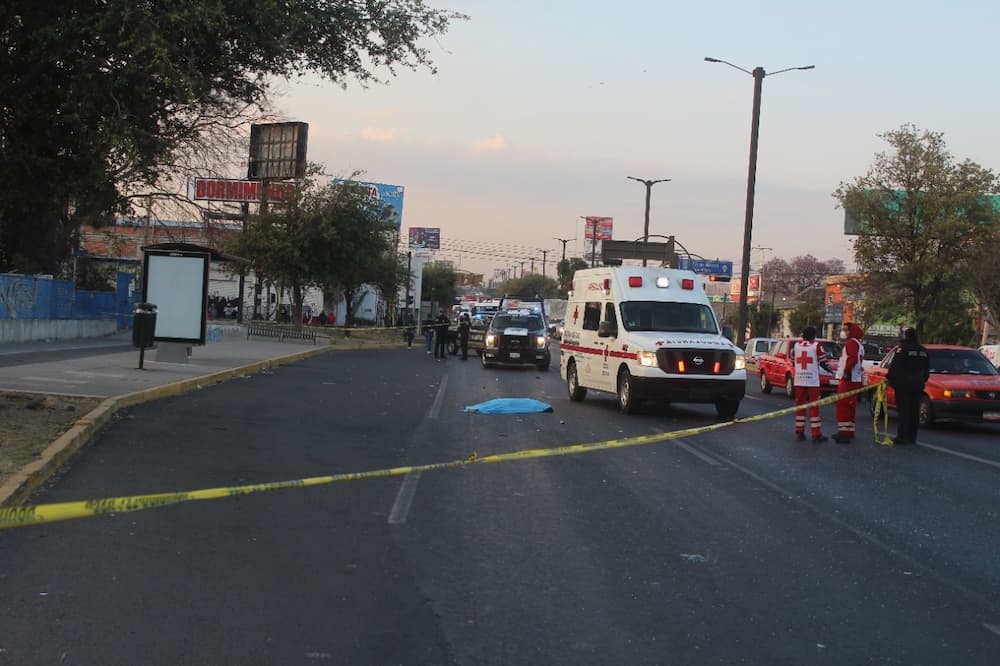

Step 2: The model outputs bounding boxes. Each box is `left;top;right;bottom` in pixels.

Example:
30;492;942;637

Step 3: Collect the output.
434;308;451;360
457;313;471;360
887;327;930;445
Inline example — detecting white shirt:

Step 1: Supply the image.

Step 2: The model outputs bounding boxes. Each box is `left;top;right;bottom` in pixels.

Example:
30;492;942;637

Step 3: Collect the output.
793;340;822;388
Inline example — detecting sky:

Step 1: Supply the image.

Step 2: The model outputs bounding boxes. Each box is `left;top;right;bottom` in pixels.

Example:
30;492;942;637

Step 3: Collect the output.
271;0;1000;281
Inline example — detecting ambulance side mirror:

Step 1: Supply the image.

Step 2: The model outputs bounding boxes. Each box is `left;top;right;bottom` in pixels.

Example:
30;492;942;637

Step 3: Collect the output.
722;325;734;342
597;321;617;338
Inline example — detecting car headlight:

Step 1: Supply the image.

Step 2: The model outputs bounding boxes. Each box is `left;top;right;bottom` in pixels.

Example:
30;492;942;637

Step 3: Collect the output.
485;333;496;347
734;354;746;370
637;351;657;367
536;335;547;348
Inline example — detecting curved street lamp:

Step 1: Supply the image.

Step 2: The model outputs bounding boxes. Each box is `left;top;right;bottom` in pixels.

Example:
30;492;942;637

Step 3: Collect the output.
704;56;814;348
626;176;671;266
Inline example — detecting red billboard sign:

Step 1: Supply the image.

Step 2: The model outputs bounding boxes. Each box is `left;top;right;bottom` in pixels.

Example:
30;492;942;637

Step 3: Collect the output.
193;178;296;203
584;216;613;240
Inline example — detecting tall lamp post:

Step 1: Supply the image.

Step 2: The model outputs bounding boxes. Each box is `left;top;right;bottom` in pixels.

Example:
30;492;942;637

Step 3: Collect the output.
626;176;671;266
704;57;813;348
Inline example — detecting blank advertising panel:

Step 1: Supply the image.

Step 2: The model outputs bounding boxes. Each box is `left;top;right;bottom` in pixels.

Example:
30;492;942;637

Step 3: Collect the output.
143;251;209;343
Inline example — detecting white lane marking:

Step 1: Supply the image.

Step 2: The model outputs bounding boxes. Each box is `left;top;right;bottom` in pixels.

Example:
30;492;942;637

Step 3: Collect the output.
388;471;423;525
674;439;722;466
388;375;449;525
917;441;1000;471
983;623;1000;637
428;374;448;420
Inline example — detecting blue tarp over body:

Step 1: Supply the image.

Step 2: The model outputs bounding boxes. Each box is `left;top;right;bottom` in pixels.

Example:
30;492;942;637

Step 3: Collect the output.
464;398;553;414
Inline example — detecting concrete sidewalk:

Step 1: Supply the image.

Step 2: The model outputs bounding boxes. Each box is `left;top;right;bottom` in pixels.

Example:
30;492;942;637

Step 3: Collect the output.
0;328;398;507
0;333;328;398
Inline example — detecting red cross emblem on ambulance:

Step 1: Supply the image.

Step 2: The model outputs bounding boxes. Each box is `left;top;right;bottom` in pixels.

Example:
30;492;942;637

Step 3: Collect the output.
572;306;579;325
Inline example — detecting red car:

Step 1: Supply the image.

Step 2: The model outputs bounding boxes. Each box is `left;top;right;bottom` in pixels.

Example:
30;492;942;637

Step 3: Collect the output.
864;344;1000;428
757;337;841;398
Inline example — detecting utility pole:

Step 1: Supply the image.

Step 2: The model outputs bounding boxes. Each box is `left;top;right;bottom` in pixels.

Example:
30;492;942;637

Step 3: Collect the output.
626;176;671;266
540;249;549;278
552;237;574;262
530;258;535;273
520;261;526;278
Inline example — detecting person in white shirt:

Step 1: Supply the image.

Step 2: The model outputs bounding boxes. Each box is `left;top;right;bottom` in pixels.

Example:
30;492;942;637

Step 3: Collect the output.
792;326;831;443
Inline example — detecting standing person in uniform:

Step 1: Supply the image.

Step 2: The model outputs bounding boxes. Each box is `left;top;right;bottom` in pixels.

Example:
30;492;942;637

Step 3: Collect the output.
403;315;415;349
792;326;831;443
833;322;865;443
422;314;435;354
434;308;450;360
457;313;471;360
887;327;930;445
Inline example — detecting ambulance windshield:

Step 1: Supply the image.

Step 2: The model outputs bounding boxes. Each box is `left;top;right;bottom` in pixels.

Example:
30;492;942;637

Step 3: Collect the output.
620;301;718;334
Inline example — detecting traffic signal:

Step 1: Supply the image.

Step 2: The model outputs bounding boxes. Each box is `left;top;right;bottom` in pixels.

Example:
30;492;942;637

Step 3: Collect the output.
708;274;731;283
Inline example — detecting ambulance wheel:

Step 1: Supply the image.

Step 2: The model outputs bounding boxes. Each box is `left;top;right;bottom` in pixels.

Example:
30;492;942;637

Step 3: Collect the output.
759;371;772;394
567;361;587;401
617;368;637;414
715;398;740;419
784;375;795;399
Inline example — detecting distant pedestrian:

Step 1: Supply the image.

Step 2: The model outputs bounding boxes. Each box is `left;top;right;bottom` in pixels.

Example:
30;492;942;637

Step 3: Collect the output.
422;316;435;353
434;309;450;359
833;322;865;443
403;315;415;349
792;326;831;443
887;327;930;445
457;313;471;360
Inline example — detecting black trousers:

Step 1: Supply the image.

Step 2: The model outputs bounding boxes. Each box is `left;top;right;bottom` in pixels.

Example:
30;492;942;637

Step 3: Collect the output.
434;333;448;358
895;387;922;442
459;338;469;359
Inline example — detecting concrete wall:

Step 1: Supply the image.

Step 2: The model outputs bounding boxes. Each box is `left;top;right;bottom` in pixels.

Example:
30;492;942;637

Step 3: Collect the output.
0;318;119;344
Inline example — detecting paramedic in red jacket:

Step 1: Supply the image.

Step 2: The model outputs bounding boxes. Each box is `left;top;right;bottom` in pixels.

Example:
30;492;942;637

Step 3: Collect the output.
833;322;865;444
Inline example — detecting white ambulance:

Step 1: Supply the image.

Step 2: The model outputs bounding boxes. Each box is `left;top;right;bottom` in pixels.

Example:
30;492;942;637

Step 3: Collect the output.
559;267;747;416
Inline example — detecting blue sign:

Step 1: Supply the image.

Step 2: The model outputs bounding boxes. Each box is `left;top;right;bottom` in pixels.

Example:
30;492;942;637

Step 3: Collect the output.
333;179;405;231
680;258;733;276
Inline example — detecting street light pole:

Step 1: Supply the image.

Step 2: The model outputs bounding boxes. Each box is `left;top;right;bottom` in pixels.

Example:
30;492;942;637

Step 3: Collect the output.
626;176;671;266
552;237;574;262
704;57;814;349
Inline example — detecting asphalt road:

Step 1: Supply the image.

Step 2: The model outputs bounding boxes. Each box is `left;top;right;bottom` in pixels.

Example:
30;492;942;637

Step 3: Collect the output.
1;347;999;665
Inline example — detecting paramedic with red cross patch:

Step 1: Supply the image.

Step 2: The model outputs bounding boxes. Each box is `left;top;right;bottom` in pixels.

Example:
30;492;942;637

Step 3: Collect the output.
792;326;831;443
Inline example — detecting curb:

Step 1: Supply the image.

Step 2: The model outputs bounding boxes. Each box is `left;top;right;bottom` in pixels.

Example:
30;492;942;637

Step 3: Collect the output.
0;341;401;507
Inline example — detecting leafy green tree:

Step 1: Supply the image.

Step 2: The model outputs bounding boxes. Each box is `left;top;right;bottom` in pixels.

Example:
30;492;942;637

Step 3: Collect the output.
495;273;561;299
788;290;826;338
557;257;590;294
0;1;464;274
421;263;457;313
834;125;997;343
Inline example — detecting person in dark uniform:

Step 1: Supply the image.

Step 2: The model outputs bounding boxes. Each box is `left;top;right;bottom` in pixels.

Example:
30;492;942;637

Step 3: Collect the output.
887;327;930;445
403;315;415;349
457;313;471;360
434;308;450;359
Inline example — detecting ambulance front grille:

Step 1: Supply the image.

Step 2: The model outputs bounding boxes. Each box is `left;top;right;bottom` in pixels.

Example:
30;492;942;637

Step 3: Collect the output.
655;348;736;375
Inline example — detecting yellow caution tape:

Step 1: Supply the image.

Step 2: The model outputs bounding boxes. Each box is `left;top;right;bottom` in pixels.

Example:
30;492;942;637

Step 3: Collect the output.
871;382;895;446
0;383;878;530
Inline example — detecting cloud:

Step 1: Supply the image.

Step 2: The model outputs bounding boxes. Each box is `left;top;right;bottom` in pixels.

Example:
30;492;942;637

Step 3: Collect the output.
361;127;398;142
471;134;508;154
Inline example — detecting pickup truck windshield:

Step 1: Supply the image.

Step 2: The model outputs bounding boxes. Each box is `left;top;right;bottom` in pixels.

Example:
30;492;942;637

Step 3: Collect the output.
620;301;718;334
492;315;542;330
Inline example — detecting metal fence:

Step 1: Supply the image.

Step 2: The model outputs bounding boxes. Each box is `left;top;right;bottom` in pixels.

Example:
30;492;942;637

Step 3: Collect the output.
0;273;133;322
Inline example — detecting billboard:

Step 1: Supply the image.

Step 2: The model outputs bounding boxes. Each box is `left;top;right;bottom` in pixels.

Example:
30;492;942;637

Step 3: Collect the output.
249;122;308;180
584;216;613;240
333;179;405;231
142;250;209;344
408;227;440;250
192;178;296;203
